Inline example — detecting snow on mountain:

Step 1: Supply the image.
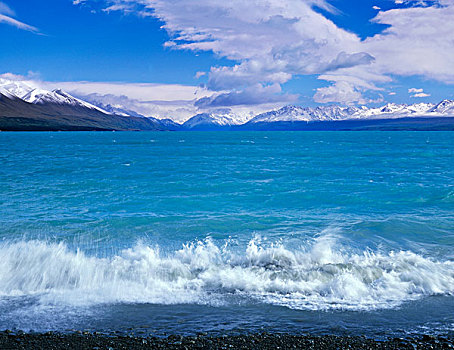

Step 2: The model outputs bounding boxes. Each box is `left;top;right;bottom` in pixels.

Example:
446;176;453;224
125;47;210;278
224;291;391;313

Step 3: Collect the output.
158;118;182;129
0;78;35;99
380;103;407;114
183;110;250;129
249;105;357;123
248;102;449;124
0;88;17;100
354;103;435;119
2;77;454;126
86;103;144;117
183;113;233;128
22;88;53;103
429;100;454;114
23;88;110;114
407;103;435;114
249;106;308;123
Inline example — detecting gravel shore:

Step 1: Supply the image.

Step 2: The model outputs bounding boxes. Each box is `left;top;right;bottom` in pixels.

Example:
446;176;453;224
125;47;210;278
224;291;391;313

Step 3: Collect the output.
1;331;453;349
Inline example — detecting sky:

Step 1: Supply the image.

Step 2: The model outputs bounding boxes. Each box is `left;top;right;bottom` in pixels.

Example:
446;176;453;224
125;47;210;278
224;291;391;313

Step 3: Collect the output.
1;0;454;120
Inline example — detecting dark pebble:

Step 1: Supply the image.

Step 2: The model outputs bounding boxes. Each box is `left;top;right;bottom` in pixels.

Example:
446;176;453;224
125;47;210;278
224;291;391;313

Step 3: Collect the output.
0;331;453;349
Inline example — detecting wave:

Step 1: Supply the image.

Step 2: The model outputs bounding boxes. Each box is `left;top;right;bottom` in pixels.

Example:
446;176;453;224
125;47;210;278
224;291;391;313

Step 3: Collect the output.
0;235;453;311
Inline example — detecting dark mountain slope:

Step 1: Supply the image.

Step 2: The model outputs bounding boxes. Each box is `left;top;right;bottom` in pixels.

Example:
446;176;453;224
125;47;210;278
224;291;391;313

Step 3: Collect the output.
0;94;166;131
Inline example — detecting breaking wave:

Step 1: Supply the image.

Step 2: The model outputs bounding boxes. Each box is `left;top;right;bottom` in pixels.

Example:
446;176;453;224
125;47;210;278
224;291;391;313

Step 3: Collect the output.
0;235;453;311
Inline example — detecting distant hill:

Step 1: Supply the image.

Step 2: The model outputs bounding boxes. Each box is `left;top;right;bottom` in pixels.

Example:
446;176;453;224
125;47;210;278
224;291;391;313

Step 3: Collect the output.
0;93;166;131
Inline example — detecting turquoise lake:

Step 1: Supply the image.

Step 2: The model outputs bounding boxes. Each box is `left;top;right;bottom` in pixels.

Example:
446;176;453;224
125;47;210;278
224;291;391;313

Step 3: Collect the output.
0;131;453;337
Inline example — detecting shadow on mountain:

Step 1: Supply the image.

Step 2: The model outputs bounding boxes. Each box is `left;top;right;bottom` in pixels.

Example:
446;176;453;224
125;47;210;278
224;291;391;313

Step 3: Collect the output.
0;94;167;131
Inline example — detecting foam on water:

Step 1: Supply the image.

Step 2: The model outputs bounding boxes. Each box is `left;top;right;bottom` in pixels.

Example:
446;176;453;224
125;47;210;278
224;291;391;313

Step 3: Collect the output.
0;234;452;311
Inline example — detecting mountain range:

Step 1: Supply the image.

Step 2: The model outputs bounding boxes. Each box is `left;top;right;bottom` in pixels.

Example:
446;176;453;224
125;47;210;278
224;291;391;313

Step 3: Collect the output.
1;78;454;131
0;80;165;131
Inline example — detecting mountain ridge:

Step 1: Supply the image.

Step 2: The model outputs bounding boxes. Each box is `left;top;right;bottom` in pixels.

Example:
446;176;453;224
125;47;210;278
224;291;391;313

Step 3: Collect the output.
0;92;165;131
1;78;454;131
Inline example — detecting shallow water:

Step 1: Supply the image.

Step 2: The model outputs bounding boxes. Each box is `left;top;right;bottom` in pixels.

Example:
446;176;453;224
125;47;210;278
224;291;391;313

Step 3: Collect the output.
0;131;453;337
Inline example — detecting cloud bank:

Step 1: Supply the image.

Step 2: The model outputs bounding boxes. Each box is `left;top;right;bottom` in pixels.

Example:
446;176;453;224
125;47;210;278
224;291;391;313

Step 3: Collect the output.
1;73;279;122
75;0;453;106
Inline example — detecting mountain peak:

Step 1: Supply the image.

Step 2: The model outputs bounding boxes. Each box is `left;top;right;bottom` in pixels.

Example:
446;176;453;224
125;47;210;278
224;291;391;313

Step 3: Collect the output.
0;78;35;99
430;99;454;114
23;88;111;114
182;111;249;129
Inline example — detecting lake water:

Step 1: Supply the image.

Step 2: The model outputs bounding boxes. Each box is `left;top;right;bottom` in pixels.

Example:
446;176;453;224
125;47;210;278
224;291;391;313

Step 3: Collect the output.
0;131;453;338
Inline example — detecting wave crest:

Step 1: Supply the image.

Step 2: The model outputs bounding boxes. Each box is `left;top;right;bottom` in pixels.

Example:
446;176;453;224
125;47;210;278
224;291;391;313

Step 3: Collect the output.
0;236;452;310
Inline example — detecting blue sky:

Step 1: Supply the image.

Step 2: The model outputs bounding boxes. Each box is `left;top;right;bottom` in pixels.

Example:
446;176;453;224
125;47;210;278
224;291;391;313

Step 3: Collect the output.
1;0;453;119
0;0;221;83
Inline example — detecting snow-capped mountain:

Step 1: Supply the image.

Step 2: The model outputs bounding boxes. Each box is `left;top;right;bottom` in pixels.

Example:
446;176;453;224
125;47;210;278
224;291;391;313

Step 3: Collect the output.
183;111;250;129
23;88;110;114
0;78;111;114
249;105;359;123
429;100;454;114
0;78;35;99
353;103;436;119
87;103;144;118
159;118;182;130
2;77;454;130
0;87;17;100
248;102;450;124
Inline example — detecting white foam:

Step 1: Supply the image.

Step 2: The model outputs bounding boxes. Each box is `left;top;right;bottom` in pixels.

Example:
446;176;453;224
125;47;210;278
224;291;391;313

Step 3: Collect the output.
0;236;452;311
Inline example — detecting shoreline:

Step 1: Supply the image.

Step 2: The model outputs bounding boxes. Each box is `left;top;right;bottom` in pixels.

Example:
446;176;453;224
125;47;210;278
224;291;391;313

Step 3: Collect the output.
1;331;453;349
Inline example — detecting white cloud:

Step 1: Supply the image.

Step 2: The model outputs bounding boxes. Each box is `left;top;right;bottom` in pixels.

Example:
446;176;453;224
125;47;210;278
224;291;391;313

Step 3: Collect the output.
408;87;430;97
0;1;14;16
412;92;431;97
314;81;367;105
315;0;454;103
44;81;210;102
65;81;292;120
194;83;297;108
39;80;215;121
68;0;454;105
1;73;288;121
83;0;369;104
80;92;200;121
195;71;206;79
0;2;39;33
364;2;454;83
373;6;381;10
0;14;38;32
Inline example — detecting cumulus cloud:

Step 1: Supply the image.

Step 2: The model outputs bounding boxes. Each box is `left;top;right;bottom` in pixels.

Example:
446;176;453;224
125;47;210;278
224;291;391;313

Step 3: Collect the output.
408;87;430;97
316;0;454;103
83;0;368;104
364;2;454;83
0;1;39;33
321;51;376;73
412;92;431;97
314;81;367;105
74;0;454;106
194;83;297;108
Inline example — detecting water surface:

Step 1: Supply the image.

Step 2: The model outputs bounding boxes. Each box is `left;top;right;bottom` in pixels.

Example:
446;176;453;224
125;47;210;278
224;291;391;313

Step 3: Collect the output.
0;131;453;337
